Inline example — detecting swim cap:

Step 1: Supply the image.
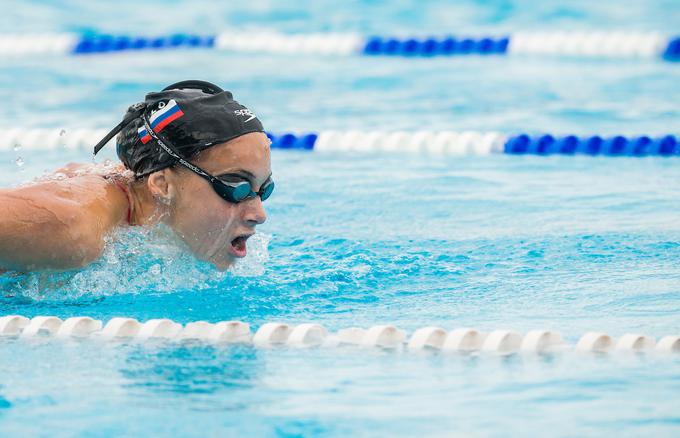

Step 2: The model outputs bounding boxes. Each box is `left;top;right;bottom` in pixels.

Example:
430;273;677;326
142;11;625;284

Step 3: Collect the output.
94;80;264;176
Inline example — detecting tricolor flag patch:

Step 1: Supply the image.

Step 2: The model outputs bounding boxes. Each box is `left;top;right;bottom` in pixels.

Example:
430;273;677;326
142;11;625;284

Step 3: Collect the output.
137;126;152;144
137;99;185;144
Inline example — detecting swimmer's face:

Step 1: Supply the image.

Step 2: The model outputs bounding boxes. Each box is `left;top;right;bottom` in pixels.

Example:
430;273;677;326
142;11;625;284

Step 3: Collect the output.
163;132;271;270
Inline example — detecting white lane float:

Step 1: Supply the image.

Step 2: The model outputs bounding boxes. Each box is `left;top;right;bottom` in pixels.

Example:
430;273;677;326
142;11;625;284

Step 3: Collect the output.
336;327;367;345
615;334;656;351
521;330;564;353
100;317;142;338
656;336;680;352
136;319;183;340
482;330;523;354
21;316;63;337
287;324;328;347
361;325;406;348
56;317;103;338
441;328;486;351
576;332;614;352
253;322;291;346
180;321;215;340
0;315;30;336
207;321;251;343
407;326;447;350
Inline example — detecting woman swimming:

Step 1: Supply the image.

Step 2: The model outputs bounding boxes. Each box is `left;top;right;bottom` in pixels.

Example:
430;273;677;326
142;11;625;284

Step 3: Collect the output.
0;80;273;272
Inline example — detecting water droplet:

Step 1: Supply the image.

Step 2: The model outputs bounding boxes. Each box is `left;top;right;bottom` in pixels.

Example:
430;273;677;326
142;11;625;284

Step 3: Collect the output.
12;142;21;152
14;157;25;170
58;129;69;150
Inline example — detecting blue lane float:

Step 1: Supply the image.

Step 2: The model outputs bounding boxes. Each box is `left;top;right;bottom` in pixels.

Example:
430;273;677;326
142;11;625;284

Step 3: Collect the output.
266;132;317;150
362;36;510;56
0;32;678;61
72;34;216;54
503;134;679;156
662;37;680;60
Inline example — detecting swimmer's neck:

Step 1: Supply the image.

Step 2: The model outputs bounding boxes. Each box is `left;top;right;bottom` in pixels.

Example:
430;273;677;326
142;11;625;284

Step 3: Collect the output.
127;180;167;227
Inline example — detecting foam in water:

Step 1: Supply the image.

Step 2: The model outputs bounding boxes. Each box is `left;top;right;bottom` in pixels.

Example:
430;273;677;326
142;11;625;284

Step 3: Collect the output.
0;224;271;302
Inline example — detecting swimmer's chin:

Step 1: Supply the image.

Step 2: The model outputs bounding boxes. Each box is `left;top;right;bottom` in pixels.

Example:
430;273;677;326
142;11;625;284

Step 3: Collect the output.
207;254;236;271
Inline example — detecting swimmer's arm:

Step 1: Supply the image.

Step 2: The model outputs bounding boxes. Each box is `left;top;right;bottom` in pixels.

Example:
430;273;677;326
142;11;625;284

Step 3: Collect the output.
0;188;119;271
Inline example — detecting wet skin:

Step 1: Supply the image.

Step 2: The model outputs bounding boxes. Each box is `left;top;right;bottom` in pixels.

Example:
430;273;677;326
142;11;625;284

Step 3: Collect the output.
0;132;271;272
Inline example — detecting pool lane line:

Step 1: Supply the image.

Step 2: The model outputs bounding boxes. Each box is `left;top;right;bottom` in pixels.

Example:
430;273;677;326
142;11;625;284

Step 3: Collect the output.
1;315;679;354
1;129;679;157
0;32;679;61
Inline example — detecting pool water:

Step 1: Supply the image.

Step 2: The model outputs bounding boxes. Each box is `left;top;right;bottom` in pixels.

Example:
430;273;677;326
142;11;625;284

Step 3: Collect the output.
1;1;680;436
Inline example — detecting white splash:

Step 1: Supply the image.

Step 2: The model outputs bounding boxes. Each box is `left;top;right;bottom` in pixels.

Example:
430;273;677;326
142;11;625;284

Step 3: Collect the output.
2;224;271;302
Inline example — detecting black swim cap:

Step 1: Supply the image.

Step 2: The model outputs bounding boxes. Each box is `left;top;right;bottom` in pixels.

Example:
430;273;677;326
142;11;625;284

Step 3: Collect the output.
94;80;265;177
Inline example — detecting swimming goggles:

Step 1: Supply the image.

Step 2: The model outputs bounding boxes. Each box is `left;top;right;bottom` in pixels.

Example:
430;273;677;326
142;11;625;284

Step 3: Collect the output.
93;80;274;204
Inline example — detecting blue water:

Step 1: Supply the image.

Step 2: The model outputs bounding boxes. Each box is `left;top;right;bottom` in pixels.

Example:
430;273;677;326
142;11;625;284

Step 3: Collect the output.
2;1;680;437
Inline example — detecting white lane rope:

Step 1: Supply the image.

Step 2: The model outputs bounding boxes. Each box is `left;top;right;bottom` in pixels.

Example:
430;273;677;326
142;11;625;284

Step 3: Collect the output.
1;315;678;354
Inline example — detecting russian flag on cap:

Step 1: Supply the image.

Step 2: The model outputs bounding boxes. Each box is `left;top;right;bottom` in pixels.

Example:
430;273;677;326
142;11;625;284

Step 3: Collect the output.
138;99;185;144
137;126;152;144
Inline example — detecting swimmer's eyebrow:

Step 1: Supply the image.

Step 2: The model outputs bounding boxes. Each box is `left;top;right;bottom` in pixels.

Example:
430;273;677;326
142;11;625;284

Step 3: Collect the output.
216;169;272;181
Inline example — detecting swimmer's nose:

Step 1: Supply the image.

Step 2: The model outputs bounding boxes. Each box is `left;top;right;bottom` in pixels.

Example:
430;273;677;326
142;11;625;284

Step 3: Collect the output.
243;196;267;225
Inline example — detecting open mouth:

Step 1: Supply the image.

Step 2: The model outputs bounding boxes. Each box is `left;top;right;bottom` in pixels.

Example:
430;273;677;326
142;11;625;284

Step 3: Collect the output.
229;234;253;258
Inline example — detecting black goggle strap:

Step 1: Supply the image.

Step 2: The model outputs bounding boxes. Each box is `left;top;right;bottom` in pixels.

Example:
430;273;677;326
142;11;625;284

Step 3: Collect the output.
93;102;147;155
141;117;216;185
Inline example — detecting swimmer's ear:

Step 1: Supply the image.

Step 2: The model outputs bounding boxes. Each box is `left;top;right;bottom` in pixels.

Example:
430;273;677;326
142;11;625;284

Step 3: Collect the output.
146;170;174;204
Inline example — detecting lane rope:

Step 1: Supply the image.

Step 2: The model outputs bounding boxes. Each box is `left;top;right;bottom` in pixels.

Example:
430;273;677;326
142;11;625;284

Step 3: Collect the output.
0;32;678;61
1;315;678;354
1;128;678;157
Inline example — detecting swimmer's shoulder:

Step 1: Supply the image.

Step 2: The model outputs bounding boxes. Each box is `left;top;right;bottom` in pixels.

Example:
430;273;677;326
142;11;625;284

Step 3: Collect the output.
0;165;131;270
5;163;131;214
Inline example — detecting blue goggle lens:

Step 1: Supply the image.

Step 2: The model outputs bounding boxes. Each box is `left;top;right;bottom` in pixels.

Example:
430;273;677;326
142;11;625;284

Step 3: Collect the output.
260;181;275;201
213;179;275;203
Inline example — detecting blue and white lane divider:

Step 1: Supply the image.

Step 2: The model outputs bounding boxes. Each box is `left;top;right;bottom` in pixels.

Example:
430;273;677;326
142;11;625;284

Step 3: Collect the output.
0;32;679;60
1;315;679;354
1;129;678;157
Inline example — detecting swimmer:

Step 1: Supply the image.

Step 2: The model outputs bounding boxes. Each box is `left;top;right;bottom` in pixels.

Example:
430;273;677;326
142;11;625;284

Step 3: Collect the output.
0;80;273;272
